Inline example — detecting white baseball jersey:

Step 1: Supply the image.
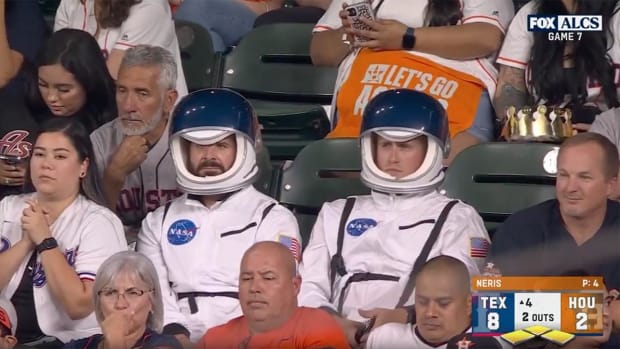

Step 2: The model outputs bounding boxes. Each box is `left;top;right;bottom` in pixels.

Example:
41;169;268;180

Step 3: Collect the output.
298;190;490;322
90;118;180;228
0;193;127;343
496;1;620;109
366;324;510;349
53;0;188;98
315;0;514;122
137;186;301;341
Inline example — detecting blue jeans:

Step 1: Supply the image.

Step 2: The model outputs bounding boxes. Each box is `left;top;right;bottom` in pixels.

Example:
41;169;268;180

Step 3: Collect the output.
467;90;495;142
174;0;257;52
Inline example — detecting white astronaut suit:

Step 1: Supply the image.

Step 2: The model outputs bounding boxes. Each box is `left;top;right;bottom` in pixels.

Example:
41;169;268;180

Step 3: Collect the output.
137;89;301;341
298;89;490;321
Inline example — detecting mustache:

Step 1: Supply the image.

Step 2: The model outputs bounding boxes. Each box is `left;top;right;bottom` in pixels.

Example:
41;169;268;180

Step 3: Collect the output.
120;113;143;121
198;160;225;172
247;294;268;303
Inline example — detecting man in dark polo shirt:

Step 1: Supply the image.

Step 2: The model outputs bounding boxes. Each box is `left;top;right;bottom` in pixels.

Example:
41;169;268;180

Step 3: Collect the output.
489;132;620;349
490;132;620;282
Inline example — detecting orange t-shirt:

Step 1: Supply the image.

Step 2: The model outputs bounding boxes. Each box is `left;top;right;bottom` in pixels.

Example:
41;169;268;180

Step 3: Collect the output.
329;49;486;139
197;307;349;349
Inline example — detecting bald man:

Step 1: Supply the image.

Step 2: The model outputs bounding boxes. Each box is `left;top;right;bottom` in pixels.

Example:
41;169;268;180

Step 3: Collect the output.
365;255;509;349
197;241;349;349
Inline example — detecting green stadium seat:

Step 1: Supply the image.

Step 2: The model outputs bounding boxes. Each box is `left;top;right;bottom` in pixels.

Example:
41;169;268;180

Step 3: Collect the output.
175;20;220;91
439;142;558;237
39;0;61;31
276;138;369;247
254;144;274;196
220;23;337;161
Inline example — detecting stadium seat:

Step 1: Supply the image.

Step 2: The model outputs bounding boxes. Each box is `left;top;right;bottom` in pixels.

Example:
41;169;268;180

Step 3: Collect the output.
40;0;61;30
254;144;274;197
220;23;336;161
275;138;369;247
175;20;220;91
440;142;558;237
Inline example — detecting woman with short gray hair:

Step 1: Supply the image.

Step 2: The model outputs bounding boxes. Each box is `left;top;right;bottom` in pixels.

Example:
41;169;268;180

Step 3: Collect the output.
62;251;182;349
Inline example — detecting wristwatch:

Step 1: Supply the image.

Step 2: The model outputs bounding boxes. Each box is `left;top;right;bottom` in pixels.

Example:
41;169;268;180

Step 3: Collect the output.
402;27;416;50
36;237;58;254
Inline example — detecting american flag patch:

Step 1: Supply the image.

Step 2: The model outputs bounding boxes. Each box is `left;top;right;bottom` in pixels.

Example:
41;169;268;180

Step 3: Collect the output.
470;238;489;258
279;235;300;261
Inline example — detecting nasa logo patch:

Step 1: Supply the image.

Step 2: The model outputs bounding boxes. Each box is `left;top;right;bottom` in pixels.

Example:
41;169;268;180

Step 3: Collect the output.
346;218;377;236
0;237;10;253
167;219;198;245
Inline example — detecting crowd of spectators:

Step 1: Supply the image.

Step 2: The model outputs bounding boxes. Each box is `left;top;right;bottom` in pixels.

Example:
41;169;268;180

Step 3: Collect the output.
0;0;619;348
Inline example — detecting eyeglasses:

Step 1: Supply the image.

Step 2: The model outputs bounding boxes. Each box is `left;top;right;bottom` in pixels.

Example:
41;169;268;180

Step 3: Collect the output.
97;287;154;302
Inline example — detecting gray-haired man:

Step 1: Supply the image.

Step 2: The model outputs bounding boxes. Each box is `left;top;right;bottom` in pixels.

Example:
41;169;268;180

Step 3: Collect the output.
90;44;181;234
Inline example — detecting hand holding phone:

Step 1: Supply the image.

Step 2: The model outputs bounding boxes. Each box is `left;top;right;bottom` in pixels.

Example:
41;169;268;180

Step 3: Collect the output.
354;315;377;344
343;0;375;42
0;154;27;187
0;154;26;166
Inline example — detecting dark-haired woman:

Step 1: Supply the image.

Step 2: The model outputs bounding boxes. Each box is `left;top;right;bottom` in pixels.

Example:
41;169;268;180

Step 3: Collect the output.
0;118;127;348
26;29;117;135
494;0;620;131
54;0;188;97
311;0;515;164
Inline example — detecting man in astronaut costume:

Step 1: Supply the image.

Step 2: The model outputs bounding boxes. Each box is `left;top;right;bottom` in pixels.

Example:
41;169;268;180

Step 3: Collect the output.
298;89;490;346
137;88;301;343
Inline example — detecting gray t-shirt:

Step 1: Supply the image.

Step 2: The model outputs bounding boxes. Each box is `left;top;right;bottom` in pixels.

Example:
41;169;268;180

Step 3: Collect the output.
591;108;620;149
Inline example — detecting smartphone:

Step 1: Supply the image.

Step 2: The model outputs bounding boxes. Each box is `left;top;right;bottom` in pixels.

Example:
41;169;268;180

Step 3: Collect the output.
344;0;375;42
354;315;377;344
0;154;27;165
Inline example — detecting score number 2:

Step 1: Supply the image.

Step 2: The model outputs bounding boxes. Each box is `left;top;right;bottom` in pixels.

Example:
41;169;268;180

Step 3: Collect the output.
487;312;500;330
576;312;588;330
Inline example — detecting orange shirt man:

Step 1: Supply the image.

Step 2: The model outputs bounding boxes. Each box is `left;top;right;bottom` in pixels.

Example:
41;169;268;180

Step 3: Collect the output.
197;241;349;349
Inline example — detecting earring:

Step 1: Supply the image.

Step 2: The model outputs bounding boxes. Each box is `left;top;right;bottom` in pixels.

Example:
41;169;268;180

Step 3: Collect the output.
80;171;86;178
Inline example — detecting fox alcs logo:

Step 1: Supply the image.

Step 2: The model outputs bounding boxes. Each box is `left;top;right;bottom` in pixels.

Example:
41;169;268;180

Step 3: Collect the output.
527;15;602;41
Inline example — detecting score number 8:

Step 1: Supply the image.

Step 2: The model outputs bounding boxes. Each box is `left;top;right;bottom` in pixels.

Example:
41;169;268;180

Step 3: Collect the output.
487;312;500;331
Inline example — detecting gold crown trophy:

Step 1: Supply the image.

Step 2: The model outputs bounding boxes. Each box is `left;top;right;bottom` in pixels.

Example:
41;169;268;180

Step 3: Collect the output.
503;105;575;143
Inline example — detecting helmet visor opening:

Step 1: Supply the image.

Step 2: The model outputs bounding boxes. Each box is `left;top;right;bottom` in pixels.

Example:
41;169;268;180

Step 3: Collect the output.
370;132;428;180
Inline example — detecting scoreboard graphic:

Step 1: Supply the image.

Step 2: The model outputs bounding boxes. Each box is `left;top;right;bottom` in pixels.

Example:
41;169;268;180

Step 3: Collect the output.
472;276;605;347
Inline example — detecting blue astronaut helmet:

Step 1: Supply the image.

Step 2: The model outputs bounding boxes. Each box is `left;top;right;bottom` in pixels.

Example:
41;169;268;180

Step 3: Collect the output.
169;88;258;195
359;89;449;194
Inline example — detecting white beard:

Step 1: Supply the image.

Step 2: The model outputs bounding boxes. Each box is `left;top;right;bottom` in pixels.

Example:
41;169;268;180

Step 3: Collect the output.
121;103;164;136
